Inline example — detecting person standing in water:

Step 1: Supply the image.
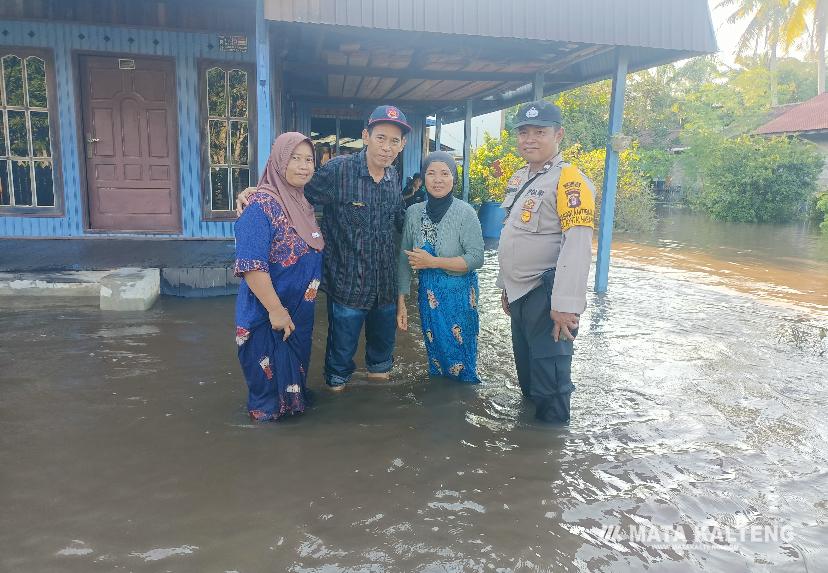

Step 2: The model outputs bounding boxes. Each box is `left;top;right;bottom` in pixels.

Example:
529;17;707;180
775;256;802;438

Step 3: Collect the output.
397;152;484;383
497;100;596;423
234;133;324;422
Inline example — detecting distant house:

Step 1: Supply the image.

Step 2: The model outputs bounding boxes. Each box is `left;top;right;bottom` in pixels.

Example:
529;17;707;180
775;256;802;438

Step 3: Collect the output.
756;93;828;189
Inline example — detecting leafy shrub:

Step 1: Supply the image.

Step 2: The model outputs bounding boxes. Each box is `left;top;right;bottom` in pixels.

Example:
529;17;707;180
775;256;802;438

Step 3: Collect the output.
467;131;656;232
683;135;824;223
468;131;524;204
563;144;656;233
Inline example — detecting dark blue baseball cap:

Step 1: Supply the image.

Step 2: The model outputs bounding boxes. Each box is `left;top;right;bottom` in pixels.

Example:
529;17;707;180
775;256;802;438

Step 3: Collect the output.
368;105;411;134
513;100;563;128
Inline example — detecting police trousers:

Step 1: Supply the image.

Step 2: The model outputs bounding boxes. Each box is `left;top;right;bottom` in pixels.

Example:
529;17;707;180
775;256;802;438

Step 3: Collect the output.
509;269;576;423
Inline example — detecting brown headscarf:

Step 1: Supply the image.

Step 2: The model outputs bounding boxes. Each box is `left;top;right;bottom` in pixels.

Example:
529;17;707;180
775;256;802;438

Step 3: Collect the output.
256;132;325;251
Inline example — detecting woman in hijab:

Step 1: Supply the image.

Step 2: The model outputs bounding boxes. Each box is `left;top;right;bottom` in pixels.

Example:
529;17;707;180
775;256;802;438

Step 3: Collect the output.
234;132;324;422
397;152;485;383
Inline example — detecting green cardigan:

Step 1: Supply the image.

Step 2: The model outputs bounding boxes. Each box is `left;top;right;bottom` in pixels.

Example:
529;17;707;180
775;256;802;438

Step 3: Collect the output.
397;199;485;296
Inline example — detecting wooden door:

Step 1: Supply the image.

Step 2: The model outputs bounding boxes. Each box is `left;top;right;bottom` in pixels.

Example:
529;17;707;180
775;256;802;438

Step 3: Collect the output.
79;55;180;232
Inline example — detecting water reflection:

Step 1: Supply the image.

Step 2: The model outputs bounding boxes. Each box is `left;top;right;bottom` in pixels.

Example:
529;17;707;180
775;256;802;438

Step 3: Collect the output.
1;240;827;572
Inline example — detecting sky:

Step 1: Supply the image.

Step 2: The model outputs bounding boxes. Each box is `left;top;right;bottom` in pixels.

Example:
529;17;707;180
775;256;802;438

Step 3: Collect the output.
437;1;790;151
710;0;744;65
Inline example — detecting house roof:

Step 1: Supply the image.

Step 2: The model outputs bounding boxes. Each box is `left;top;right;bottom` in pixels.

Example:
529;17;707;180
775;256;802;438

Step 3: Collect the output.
267;0;717;120
266;0;717;53
755;93;828;136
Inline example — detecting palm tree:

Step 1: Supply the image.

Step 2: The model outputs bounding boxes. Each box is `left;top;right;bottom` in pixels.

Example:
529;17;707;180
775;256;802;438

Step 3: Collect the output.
784;0;828;94
718;0;793;106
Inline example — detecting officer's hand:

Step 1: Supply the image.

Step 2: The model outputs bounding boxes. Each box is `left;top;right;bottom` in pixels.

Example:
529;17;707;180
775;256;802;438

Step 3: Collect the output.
501;290;510;316
551;310;579;342
235;186;256;216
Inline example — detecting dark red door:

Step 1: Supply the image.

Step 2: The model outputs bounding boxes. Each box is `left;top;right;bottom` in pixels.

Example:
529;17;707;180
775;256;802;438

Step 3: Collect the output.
79;55;180;232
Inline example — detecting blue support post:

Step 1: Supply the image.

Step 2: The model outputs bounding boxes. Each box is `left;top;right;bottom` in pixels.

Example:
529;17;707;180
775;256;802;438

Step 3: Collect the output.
595;49;629;293
533;70;545;101
403;114;425;178
255;0;273;177
462;100;472;202
434;114;442;151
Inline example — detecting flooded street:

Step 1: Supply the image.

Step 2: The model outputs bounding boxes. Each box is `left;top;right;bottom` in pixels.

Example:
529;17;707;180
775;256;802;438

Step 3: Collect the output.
2;213;828;572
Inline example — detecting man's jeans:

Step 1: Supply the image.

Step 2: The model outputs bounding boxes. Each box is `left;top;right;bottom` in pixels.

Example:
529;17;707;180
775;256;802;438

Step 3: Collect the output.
325;298;397;387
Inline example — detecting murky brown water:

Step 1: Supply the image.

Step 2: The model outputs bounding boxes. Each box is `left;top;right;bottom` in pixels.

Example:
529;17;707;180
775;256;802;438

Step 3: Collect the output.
2;212;827;572
613;208;828;314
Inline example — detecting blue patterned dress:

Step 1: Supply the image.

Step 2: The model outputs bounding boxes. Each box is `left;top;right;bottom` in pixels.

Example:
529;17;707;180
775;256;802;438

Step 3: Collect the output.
234;193;323;422
418;212;481;383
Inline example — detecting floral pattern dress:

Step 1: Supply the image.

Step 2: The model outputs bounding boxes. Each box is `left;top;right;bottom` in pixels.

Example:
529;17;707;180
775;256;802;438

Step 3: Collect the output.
234;193;323;421
417;212;480;383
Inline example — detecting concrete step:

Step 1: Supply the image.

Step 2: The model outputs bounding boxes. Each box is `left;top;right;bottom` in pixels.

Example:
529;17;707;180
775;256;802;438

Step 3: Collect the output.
99;268;160;311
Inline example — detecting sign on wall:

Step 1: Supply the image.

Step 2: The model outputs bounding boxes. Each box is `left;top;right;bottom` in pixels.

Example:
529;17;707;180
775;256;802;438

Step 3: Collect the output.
218;36;248;53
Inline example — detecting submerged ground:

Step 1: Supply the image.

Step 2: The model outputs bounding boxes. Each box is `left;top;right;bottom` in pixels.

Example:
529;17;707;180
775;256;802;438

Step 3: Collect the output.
1;245;826;572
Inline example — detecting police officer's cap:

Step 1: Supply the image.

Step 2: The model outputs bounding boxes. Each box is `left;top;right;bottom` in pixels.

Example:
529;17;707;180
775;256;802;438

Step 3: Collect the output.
513;100;563;129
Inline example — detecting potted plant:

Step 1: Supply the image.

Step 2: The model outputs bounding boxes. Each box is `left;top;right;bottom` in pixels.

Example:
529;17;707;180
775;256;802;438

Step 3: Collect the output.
469;131;524;238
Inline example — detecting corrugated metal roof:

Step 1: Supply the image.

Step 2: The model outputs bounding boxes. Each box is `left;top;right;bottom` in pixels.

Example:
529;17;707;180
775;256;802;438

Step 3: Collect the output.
756;94;828;135
266;0;717;54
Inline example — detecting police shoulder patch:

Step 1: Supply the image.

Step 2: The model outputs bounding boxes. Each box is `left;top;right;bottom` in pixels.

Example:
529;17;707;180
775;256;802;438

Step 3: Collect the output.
556;165;595;232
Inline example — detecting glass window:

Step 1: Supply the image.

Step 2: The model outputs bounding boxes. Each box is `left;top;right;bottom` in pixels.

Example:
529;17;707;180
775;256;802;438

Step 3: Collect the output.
202;64;253;214
0;52;57;209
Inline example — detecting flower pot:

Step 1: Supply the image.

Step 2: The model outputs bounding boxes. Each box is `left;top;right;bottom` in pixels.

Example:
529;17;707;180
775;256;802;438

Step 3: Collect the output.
478;200;506;239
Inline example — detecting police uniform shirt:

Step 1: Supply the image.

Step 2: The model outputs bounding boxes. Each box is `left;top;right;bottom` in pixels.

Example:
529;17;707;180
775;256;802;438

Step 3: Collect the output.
496;152;595;314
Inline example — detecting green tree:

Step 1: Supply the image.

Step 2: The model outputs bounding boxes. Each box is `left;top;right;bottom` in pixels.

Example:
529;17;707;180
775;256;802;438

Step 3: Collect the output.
784;0;828;94
719;0;794;106
623;65;683;148
776;56;819;100
552;82;611;152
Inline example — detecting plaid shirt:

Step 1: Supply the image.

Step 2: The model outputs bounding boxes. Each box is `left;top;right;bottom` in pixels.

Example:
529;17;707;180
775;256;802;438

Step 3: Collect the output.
304;150;405;309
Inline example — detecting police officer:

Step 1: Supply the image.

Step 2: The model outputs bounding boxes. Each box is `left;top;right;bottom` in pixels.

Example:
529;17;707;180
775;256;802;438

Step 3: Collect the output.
497;100;596;423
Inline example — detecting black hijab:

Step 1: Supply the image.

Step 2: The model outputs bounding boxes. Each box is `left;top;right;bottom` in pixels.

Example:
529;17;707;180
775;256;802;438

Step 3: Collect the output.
422;151;457;224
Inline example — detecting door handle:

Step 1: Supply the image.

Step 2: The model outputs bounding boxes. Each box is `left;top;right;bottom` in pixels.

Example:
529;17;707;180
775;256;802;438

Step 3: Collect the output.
87;137;101;143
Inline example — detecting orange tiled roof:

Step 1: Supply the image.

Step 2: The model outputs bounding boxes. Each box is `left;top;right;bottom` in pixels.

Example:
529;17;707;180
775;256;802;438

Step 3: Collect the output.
755;93;828;135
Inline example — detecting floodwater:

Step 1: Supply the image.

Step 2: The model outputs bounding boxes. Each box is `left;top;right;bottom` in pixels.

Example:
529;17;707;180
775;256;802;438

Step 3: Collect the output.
2;211;828;572
613;207;828;313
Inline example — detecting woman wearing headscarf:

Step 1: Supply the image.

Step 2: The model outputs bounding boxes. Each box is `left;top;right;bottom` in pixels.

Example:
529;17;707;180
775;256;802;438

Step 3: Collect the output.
234;132;324;422
397;152;485;383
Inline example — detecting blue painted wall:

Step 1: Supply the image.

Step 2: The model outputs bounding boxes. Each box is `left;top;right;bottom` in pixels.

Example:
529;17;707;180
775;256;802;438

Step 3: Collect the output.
0;19;254;238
